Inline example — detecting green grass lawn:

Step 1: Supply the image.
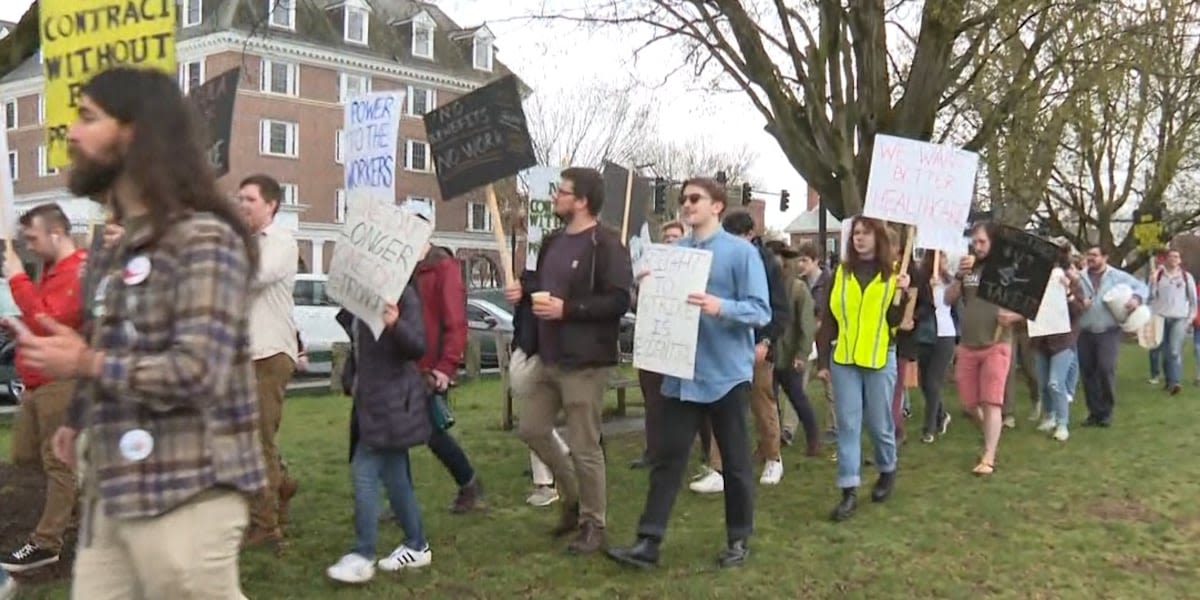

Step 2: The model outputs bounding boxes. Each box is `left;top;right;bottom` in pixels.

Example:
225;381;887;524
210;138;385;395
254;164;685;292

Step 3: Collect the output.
5;345;1200;599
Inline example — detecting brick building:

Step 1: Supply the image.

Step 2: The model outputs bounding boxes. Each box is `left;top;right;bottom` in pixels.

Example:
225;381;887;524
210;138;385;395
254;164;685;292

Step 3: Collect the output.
1;0;516;287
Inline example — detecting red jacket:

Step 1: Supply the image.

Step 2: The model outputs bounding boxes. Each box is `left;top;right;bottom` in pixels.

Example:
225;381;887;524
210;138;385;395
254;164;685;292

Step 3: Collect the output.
11;249;87;390
414;250;467;376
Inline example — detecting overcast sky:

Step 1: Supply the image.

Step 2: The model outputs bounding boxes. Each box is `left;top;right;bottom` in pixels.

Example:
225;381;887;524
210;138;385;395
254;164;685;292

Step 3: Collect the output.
0;0;807;228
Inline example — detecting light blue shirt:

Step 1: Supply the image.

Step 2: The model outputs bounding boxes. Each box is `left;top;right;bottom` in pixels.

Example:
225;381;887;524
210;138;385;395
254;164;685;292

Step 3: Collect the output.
661;228;771;403
1078;265;1149;333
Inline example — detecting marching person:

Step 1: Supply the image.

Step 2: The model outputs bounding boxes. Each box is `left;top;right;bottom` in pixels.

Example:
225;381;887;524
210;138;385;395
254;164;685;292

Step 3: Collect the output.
794;242;835;443
236;174;301;549
1147;249;1196;395
1032;244;1087;442
505;167;632;555
815;216;907;522
914;250;957;443
770;242;820;456
1077;245;1147;427
1;203;87;573
607;177;770;569
16;67;264;598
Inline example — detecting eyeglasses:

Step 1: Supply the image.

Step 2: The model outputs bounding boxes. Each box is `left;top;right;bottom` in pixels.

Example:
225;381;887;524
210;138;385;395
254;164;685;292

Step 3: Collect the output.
679;193;706;205
554;189;577;198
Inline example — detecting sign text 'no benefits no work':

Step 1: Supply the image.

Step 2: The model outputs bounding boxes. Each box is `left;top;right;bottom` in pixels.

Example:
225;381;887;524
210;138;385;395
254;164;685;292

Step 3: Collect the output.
40;0;177;168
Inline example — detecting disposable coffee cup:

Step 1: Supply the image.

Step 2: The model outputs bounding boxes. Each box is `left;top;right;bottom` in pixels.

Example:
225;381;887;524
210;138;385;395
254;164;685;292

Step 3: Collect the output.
531;291;551;304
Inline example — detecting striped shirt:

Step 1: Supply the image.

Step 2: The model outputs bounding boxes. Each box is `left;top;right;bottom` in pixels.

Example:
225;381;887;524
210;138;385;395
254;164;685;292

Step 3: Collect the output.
71;211;266;519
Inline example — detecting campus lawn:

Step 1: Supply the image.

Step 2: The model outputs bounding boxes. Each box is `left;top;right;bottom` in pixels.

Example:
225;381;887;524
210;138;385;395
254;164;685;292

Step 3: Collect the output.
4;344;1200;599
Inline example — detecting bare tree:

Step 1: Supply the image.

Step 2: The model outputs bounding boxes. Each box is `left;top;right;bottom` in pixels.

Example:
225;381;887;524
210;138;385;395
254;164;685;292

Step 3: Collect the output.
636;137;759;221
524;78;656;168
530;0;1122;219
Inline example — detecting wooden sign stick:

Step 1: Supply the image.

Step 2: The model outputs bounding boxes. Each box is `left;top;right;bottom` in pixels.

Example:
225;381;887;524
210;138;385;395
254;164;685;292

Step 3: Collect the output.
931;252;941;288
484;184;515;287
619;168;634;248
893;225;916;306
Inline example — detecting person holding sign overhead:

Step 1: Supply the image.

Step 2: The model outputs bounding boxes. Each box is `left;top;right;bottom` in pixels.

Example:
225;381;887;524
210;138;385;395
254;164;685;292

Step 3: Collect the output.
505;167;632;555
607;177;770;570
944;222;1024;476
815;216;908;522
12;67;264;599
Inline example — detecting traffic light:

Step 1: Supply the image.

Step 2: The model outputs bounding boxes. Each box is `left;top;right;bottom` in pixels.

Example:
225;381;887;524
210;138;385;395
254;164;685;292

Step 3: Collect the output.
741;183;752;206
780;189;790;212
715;170;728;185
652;177;667;214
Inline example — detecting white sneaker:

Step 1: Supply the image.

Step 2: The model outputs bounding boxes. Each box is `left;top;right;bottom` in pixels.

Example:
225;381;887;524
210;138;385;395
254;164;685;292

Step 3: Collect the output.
1027;405;1043;422
327;553;375;584
1052;426;1069;442
526;485;559;507
1036;418;1057;433
1149;377;1161;386
689;470;724;494
1002;416;1016;429
691;465;714;481
759;459;784;485
0;573;17;600
378;544;432;572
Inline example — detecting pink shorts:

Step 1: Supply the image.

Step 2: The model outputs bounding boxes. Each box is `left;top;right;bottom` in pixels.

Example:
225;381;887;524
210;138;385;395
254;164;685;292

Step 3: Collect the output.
954;344;1012;409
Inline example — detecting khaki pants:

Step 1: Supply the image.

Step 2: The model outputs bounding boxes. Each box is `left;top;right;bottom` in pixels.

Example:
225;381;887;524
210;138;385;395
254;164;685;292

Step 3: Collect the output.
249;353;294;532
711;359;780;469
511;350;569;487
10;379;78;553
72;490;249;599
515;353;611;527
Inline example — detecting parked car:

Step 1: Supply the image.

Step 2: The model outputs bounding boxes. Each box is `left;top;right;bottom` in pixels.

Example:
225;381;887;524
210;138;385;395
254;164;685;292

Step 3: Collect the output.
0;333;22;405
466;297;513;369
292;274;347;375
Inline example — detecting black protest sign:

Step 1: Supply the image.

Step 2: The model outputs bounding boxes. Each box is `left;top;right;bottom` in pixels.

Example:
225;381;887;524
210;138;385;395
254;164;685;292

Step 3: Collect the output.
186;67;240;177
423;75;537;200
601;161;651;244
977;225;1058;320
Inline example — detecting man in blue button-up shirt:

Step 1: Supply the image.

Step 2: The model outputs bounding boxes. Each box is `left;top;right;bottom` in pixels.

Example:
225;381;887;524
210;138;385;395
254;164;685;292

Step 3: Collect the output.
607;177;770;570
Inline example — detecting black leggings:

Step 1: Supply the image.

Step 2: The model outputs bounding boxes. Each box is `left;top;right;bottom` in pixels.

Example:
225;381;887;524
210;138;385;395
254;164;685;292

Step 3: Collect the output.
916;338;956;436
774;367;819;449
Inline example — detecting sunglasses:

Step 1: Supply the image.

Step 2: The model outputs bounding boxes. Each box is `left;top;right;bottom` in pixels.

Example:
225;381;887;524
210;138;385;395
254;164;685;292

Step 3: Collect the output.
679;193;706;205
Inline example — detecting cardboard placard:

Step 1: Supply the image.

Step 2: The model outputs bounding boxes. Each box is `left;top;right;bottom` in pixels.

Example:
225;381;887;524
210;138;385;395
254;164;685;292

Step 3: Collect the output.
977;225;1057;320
186;67;240;177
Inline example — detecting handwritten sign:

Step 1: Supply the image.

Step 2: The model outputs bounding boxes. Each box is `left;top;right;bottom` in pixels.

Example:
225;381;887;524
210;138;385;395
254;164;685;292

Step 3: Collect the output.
41;0;177;168
326;200;433;338
424;75;537;200
632;244;713;379
343;90;404;203
862;135;978;252
978;225;1057;320
522;166;560;270
1028;267;1071;337
186;67;240;177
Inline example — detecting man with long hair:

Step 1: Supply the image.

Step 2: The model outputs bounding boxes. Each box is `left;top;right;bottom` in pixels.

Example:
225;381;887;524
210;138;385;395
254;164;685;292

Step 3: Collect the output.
1;203;87;572
504;167;632;555
10;67;265;598
236;174;301;548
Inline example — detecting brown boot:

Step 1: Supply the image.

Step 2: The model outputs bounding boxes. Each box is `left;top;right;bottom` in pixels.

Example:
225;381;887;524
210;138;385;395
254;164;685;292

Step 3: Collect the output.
449;477;485;514
551;502;580;537
278;476;298;527
567;521;606;555
241;526;282;552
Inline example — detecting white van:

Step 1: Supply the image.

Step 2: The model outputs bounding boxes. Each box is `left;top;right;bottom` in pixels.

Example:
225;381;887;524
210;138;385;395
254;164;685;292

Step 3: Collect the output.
293;273;348;372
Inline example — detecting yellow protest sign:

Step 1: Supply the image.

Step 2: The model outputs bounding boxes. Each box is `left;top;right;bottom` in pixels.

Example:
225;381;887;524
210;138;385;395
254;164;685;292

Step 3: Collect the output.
40;0;176;168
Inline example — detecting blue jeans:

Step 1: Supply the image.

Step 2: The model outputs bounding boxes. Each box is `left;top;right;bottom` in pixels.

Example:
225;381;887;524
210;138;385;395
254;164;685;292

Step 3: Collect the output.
1151;318;1188;386
1066;347;1079;396
1035;348;1075;427
830;349;898;488
351;444;426;558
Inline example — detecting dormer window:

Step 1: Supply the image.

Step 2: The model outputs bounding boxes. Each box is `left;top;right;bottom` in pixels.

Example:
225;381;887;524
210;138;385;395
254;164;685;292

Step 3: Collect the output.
473;28;494;72
412;13;435;59
344;3;368;45
268;0;295;31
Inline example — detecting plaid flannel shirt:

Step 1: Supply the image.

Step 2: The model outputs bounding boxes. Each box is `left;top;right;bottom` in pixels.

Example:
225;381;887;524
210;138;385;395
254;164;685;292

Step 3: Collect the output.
70;211;266;519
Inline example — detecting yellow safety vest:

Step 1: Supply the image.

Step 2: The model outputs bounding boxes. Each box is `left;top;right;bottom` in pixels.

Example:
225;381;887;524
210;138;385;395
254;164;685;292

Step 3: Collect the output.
831;264;898;369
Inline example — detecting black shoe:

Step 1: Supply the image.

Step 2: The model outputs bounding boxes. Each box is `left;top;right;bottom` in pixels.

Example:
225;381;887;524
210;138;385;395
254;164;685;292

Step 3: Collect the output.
871;472;896;503
830;488;857;522
1082;416;1100;427
717;539;749;568
629;452;650;469
1097;418;1112;428
1;541;59;572
606;537;660;569
780;430;795;447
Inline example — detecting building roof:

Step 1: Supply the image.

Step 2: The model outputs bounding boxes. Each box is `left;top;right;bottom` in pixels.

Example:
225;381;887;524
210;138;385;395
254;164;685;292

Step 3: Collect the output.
1;0;515;85
784;209;842;234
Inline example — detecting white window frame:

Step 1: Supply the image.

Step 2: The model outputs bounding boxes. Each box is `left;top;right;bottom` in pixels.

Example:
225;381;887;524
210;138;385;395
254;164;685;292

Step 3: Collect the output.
37;146;58;176
335;188;347;224
473;35;494;72
335;129;344;164
268;0;295;30
405;140;431;172
6;151;17;182
337;73;370;103
466;201;492;232
259;59;298;97
344;5;369;45
3;99;15;129
412;15;434;59
178;60;205;94
183;0;203;27
403;196;436;225
279;183;298;206
259;119;299;158
37;95;44;124
406;86;435;117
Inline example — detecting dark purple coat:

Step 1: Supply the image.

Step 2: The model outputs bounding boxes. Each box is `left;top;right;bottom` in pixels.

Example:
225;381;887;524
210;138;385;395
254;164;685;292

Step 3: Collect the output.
338;284;430;460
